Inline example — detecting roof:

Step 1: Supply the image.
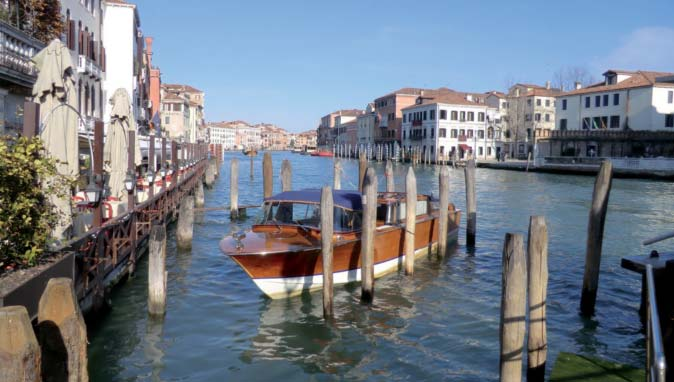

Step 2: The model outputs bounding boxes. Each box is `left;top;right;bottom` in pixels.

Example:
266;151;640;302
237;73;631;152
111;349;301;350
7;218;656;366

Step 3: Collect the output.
485;90;507;98
162;93;185;102
559;70;674;97
335;109;363;117
162;83;203;94
265;189;362;211
400;91;486;110
376;87;455;100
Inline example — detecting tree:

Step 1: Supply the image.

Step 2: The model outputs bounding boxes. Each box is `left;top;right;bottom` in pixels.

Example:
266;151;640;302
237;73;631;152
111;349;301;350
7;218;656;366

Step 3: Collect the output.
552;66;597;91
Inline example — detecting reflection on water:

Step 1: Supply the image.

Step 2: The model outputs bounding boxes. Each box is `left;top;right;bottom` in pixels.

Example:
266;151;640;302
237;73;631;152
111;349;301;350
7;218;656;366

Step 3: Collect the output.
87;152;671;381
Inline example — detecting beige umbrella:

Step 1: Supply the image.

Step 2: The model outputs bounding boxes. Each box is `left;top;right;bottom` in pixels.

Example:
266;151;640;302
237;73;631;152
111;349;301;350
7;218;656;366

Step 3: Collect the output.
32;39;79;240
104;88;140;201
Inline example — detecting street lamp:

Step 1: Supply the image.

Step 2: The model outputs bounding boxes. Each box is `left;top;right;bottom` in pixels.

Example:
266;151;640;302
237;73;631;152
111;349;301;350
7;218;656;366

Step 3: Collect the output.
85;175;102;206
124;171;135;193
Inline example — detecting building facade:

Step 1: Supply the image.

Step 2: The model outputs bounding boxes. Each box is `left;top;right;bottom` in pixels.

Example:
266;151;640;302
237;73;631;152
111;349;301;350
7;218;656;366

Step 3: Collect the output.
64;0;106;127
206;122;237;149
356;103;377;145
503;82;560;158
160;84;204;142
401;92;498;161
144;36;161;127
317;109;362;148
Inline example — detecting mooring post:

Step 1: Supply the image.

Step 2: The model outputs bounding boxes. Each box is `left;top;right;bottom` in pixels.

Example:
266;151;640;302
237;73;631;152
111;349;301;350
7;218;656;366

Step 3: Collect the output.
93;120;104;228
361;167;377;302
320;186;334;318
230;159;239;220
527;216;548;382
580;160;613;316
465;158;477;246
385;160;394;192
438;166;450;257
149;131;156;198
405;167;417;274
358;152;366;192
499;233;527;382
281;159;292;191
195;181;205;208
0;306;40;382
526;152;532;172
148;224;167;316
263;152;273;198
38;278;88;382
176;195;194;249
333;159;341;190
249;153;254;179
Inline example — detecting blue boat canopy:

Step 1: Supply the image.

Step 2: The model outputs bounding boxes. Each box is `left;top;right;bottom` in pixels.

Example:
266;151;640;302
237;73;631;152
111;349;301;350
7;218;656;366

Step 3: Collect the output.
264;189;362;211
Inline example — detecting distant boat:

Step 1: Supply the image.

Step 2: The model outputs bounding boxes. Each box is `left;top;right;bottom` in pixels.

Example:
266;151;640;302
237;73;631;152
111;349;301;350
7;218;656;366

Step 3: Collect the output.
220;189;461;298
310;150;332;157
243;147;258;156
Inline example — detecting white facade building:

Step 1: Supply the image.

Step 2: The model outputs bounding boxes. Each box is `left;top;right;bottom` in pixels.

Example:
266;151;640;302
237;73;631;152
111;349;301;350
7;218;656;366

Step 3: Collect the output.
556;70;674;132
401;93;498;161
62;0;105;125
102;0;148;128
207;123;236;149
357;103;377;145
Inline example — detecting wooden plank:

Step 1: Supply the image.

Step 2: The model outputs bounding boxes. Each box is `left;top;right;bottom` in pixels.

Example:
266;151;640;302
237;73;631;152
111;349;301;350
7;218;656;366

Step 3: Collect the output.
581;160;613;316
499;233;527;382
527;216;548;382
361;167;377;302
405;167;417;274
320;186;334;318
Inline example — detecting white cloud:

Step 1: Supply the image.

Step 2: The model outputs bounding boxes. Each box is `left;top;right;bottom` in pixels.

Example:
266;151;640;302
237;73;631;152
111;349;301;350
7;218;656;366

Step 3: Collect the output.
593;26;674;72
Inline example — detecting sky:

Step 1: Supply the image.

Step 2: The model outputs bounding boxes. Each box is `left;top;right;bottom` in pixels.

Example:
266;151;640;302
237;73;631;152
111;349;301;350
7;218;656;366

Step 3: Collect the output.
133;0;674;133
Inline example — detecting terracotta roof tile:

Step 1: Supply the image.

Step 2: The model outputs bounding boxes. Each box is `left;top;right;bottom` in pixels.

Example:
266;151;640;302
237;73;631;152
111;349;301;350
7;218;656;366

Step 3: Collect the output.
559;70;674;96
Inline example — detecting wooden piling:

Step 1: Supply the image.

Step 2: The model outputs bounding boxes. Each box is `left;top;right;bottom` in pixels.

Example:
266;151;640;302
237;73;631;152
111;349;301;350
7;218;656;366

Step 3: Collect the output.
320;186;334;318
358;152;366;192
263;152;273;198
148;224;168;316
38;278;88;382
333;159;341;190
0;306;40;382
438;166;450;257
195;180;205;208
249;153;254;179
93;120;104;228
527;216;548;382
230;159;239;220
385;160;394;192
405;167;417;274
465;159;477;246
499;233;527;382
580;160;613;316
176;196;194;249
361;167;377;302
281;159;292;191
526;152;532;172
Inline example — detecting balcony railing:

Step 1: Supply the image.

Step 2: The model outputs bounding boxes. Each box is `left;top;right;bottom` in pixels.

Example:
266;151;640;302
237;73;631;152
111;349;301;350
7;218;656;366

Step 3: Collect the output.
77;54;103;80
0;20;44;88
412;120;422;127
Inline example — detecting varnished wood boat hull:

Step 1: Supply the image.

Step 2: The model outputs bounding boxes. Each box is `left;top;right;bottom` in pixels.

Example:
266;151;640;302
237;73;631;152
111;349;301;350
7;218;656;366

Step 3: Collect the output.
229;210;461;299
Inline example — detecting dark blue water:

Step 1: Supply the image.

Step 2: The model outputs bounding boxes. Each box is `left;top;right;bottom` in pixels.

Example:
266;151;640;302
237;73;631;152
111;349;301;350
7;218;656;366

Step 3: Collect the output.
88;152;671;381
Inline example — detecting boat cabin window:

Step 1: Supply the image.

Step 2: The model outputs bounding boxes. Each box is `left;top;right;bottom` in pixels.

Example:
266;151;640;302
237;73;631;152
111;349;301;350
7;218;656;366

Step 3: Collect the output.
376;203;397;224
398;198;429;221
259;202;362;232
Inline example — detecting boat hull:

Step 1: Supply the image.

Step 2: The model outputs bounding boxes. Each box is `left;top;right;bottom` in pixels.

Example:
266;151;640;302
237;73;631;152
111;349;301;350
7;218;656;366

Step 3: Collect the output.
229;209;460;298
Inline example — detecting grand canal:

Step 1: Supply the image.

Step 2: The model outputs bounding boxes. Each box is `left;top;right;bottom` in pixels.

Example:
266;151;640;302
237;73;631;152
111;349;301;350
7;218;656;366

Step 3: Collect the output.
87;151;672;381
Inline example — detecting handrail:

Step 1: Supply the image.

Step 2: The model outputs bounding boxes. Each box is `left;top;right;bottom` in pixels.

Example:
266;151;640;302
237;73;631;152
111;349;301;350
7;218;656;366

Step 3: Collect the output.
645;264;667;382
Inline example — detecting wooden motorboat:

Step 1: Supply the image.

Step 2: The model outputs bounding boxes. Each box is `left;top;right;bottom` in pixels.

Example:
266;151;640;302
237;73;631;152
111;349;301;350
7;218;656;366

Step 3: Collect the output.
220;189;461;299
310;150;332;157
243;147;258;156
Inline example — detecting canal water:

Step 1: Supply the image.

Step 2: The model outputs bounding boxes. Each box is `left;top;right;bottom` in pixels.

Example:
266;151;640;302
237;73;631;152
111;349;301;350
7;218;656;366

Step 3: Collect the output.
88;152;672;381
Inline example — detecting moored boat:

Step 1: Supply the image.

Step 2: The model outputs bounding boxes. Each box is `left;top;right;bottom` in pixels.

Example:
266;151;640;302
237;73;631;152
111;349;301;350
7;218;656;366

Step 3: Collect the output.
310;150;332;157
220;189;461;298
243;147;258;156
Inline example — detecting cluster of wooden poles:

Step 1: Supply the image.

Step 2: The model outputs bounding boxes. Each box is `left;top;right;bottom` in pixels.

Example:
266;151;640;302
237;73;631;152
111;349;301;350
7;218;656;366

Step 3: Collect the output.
332;143;460;166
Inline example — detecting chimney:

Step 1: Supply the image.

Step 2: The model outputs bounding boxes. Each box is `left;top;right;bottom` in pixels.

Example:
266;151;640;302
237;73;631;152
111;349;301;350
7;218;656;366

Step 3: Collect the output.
545;81;550;89
574;81;582;90
466;94;473;101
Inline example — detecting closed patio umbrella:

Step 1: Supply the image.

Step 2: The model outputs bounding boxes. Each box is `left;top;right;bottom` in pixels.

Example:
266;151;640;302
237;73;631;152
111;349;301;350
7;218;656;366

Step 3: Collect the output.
105;88;140;201
32;39;79;240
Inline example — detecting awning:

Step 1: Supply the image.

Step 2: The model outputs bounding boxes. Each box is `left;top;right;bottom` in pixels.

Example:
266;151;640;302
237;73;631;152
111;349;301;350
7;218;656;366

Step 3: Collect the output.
265;189;363;211
459;144;472;151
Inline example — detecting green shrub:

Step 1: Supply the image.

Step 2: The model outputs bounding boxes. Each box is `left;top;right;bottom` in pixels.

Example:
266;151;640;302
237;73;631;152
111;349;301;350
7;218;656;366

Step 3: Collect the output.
0;136;71;267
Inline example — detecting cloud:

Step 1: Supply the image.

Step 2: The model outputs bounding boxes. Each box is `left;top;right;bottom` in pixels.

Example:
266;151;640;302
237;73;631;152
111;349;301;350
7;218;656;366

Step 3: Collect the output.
593;27;674;72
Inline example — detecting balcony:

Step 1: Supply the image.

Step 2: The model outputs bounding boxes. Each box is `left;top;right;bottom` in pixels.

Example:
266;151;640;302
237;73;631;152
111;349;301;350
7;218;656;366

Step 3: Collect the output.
0;20;43;89
412;120;422;127
77;54;103;80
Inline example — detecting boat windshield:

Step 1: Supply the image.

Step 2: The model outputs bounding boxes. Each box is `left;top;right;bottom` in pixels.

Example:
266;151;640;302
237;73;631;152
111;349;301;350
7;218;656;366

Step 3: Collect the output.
258;201;362;232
